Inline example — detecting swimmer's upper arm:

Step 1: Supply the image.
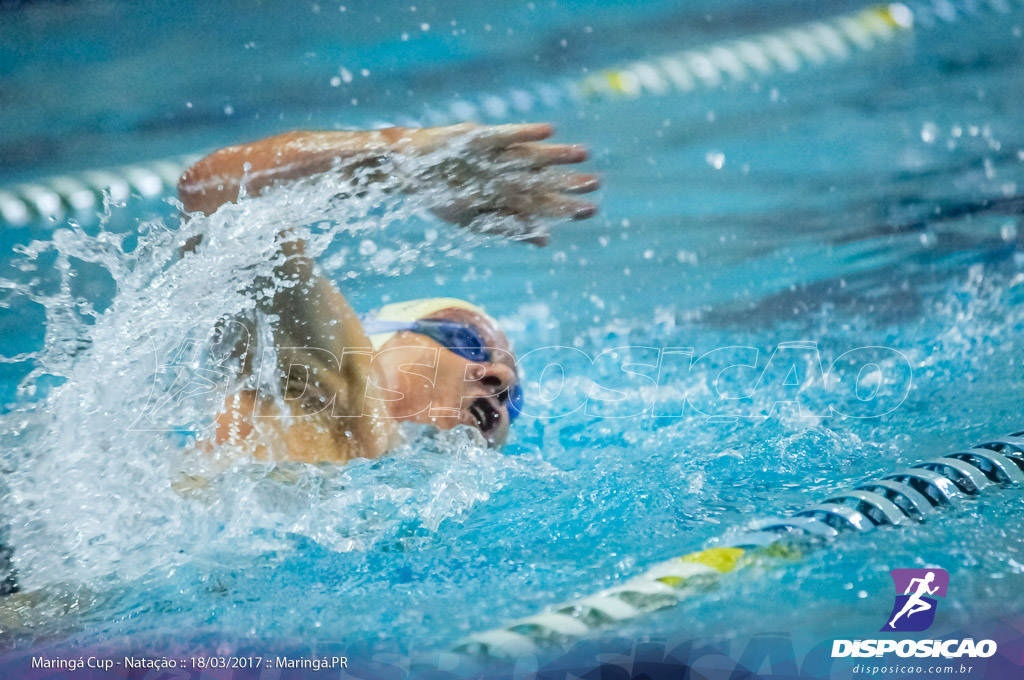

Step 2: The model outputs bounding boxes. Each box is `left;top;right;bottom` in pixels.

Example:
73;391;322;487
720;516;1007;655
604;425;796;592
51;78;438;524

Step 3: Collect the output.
259;238;395;459
207;251;395;462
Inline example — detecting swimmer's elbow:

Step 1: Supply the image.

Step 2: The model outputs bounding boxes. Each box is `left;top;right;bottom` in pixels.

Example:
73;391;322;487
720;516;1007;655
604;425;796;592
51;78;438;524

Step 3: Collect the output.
176;168;203;214
177;165;226;216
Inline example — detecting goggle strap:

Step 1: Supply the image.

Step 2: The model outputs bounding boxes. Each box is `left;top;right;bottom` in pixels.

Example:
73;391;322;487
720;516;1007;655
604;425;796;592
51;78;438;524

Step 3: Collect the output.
359;318;417;335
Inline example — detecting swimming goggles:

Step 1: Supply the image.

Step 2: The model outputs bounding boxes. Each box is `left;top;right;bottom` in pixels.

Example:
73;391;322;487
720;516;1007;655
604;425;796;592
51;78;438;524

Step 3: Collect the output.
360;317;524;420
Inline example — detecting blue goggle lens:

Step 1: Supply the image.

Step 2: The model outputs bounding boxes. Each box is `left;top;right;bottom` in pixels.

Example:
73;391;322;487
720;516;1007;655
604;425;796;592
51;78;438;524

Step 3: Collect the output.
412;319;490;363
507;383;524;421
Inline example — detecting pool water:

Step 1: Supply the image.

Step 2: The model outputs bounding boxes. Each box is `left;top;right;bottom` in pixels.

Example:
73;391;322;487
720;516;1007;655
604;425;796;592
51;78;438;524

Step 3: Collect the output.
2;0;1024;675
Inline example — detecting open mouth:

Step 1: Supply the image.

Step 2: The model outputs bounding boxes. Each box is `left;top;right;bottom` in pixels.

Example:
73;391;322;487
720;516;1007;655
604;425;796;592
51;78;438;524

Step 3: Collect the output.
467;396;502;440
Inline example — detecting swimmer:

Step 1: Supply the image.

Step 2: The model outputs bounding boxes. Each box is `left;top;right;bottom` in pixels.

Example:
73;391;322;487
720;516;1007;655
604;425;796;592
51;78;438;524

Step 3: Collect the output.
177;123;599;463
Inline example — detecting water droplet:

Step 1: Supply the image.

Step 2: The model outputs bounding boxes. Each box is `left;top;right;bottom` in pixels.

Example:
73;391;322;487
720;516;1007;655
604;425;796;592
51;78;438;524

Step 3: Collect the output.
705;151;725;170
1001;221;1017;242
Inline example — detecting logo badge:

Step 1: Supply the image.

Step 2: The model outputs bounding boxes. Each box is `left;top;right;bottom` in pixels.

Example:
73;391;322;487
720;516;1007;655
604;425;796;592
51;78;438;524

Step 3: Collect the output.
881;568;949;632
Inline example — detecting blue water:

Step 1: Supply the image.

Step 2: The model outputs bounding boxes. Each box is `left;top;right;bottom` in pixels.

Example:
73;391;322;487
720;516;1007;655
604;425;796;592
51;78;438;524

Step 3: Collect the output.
2;0;1024;675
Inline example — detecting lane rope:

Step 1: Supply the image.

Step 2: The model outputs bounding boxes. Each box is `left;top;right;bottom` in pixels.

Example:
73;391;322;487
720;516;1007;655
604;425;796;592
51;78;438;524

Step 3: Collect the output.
0;155;200;228
575;4;913;101
450;431;1024;659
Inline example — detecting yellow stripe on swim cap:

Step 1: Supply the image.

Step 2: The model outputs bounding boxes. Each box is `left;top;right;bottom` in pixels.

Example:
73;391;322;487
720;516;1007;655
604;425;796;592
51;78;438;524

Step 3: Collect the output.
365;297;496;349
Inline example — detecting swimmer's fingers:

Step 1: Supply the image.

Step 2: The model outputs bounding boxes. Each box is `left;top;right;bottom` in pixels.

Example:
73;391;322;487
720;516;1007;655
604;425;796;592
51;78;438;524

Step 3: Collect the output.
431;201;550;244
430;193;571;229
554;172;601;194
503;142;588;167
469;123;554;150
505;190;598;221
408;124;581;163
521;232;550;246
390;123;487;154
552;194;598;221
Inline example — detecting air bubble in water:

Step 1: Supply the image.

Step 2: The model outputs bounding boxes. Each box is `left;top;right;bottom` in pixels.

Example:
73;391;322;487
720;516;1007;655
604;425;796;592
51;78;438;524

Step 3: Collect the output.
1001;221;1018;242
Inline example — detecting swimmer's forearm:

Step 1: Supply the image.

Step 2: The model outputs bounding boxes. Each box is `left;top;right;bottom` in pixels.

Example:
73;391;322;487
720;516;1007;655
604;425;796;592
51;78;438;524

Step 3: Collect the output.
177;129;414;215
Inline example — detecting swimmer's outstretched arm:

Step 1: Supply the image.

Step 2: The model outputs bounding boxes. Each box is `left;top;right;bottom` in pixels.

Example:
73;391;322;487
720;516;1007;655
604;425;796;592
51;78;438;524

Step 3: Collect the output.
177;123;599;244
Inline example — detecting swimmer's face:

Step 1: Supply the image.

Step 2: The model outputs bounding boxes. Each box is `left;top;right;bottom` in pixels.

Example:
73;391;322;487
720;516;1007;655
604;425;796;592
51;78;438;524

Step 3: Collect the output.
374;307;519;447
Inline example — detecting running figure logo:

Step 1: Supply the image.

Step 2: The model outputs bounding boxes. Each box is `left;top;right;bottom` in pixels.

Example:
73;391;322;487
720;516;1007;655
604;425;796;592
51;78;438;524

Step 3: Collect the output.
882;568;949;632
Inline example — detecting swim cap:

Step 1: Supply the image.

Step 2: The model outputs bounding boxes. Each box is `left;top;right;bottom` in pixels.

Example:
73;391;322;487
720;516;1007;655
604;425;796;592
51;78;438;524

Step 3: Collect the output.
363;297;498;349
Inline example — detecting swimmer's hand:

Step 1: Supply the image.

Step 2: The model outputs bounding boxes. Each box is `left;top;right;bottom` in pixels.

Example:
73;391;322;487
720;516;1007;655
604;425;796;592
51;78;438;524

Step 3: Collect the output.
386;123;599;246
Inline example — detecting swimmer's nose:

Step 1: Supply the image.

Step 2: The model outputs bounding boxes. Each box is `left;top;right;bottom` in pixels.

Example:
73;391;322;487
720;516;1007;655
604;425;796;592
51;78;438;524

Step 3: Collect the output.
475;362;517;404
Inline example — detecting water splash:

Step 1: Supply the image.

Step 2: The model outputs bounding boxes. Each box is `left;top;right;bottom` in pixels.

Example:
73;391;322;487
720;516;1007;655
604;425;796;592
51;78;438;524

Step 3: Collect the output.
0;145;552;605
